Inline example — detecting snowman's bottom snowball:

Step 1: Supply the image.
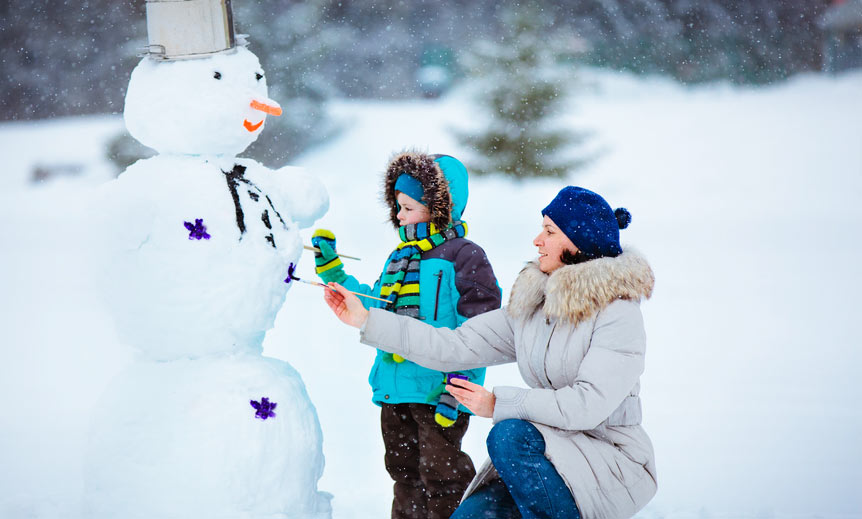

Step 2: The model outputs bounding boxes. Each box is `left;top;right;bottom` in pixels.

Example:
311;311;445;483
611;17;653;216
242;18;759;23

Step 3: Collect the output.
83;354;332;519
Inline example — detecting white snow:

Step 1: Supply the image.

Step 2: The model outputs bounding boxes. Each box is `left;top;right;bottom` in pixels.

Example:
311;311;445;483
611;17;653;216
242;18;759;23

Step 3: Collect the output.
1;67;861;518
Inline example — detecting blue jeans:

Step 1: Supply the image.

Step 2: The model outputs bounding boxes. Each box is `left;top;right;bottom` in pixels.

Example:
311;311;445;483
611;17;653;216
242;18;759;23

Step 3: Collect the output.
452;419;581;519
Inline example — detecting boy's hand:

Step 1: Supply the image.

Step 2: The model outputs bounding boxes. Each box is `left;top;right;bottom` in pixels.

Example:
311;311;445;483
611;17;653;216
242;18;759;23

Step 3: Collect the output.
311;229;347;283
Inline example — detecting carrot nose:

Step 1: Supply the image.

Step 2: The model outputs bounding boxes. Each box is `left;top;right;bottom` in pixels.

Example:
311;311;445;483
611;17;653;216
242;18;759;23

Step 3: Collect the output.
250;99;282;116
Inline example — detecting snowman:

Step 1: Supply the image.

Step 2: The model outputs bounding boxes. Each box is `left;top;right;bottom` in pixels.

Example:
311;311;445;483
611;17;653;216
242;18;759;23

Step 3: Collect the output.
84;2;331;518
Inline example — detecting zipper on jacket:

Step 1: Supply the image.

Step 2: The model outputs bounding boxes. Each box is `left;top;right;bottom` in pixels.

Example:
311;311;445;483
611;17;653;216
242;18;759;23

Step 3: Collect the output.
543;320;558;384
433;270;443;321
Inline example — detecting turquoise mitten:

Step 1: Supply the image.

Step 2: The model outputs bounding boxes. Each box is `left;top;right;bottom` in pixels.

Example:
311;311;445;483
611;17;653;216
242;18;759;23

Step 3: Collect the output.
311;229;348;284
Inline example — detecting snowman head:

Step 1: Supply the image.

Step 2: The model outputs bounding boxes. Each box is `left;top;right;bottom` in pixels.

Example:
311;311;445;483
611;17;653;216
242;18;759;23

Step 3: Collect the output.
124;46;280;156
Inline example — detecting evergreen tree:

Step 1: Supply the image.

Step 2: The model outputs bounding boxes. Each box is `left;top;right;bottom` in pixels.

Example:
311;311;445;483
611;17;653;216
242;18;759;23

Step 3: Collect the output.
458;3;588;179
0;1;143;120
573;0;830;84
0;0;841;132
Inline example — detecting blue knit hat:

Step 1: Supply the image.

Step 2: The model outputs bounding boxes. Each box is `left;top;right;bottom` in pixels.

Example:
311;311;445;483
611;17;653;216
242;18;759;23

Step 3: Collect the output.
394;173;426;205
541;186;631;258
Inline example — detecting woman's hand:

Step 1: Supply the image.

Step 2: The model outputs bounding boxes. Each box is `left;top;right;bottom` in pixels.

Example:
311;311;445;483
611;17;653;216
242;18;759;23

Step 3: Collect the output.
446;378;495;418
323;282;369;328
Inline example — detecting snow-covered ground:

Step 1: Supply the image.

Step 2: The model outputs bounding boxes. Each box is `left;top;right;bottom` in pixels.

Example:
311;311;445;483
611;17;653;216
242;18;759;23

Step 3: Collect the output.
1;68;861;518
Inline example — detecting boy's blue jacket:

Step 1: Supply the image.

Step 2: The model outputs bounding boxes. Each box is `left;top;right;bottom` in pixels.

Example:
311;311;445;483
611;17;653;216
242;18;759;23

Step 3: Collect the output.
341;152;502;408
342;238;501;407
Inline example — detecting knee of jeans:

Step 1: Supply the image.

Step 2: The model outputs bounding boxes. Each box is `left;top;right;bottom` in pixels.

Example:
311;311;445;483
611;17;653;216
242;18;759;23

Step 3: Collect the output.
487;419;543;458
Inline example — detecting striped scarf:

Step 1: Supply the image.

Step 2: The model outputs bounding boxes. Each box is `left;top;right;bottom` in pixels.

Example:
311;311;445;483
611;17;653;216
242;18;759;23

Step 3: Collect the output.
379;221;468;317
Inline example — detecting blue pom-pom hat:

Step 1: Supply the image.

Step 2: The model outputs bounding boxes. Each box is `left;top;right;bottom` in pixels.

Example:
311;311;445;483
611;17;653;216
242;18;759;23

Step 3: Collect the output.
541;186;631;258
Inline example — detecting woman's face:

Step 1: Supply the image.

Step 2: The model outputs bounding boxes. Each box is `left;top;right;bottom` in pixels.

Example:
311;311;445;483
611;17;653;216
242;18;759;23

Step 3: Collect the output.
533;215;579;273
396;192;431;226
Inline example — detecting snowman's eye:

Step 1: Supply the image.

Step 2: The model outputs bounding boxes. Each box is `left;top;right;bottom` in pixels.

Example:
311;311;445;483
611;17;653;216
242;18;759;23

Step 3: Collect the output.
255;72;263;81
213;71;222;80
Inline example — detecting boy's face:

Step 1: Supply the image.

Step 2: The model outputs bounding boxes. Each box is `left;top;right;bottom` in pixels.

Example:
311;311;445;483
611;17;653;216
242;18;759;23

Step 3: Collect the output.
396;192;431;226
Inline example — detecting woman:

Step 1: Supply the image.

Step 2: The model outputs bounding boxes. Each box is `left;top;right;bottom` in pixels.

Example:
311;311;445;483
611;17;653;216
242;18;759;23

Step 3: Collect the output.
324;186;657;519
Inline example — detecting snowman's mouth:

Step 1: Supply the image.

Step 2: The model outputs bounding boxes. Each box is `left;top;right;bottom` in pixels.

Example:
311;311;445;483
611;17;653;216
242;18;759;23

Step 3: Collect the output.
243;119;263;132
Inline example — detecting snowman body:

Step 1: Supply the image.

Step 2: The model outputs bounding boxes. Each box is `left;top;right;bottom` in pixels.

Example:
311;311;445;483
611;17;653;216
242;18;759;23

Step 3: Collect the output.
101;154;310;359
87;355;330;519
85;46;331;518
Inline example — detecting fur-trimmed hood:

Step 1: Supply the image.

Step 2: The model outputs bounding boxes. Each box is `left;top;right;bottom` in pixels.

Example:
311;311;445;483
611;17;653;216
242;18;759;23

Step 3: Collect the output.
508;250;654;326
383;151;468;229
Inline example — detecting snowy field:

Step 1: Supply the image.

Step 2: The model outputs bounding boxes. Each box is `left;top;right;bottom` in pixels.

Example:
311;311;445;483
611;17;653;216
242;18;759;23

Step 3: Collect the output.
1;68;861;518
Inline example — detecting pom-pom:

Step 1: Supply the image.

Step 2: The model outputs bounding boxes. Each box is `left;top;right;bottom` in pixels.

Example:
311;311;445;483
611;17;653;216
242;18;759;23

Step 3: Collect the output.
383;353;406;364
614;208;631;230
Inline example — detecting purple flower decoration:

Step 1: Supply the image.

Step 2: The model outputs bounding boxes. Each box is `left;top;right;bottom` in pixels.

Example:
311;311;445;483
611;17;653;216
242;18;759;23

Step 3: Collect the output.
184;218;211;240
446;373;470;385
284;263;298;284
250;397;277;420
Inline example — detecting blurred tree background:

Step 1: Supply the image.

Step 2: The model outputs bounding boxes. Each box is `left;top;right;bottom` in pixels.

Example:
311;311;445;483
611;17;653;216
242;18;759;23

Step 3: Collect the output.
457;2;589;179
0;0;849;169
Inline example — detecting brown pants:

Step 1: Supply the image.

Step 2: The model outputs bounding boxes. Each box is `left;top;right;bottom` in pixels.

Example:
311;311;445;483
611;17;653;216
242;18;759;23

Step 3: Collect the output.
381;402;476;519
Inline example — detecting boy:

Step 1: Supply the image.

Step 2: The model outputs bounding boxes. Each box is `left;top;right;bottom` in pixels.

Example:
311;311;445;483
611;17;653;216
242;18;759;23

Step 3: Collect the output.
312;151;501;519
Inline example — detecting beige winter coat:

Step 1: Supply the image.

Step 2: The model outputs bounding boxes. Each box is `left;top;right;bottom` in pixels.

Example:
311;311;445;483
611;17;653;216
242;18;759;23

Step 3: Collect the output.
360;250;657;519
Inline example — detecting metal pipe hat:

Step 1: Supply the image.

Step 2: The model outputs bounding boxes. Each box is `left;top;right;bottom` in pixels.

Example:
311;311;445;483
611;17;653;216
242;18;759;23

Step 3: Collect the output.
143;0;246;60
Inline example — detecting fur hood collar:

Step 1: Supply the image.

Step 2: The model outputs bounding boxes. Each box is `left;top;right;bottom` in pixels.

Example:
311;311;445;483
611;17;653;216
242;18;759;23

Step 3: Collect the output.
507;250;654;326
